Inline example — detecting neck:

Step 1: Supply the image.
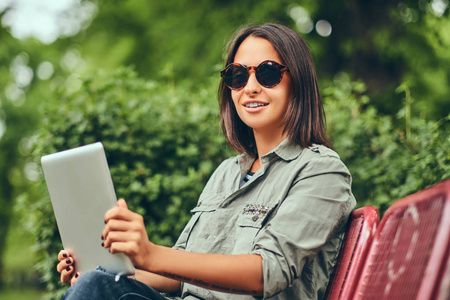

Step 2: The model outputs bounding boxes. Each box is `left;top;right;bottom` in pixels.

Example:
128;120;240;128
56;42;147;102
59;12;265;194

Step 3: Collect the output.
250;129;286;172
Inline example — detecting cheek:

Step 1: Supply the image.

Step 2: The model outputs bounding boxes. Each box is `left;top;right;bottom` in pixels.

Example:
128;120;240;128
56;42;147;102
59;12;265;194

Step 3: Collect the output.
231;90;239;103
230;90;243;108
281;78;293;108
284;75;293;97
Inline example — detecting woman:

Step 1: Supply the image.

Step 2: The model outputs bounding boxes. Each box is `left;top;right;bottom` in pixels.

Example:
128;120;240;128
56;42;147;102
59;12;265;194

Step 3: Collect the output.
57;23;356;299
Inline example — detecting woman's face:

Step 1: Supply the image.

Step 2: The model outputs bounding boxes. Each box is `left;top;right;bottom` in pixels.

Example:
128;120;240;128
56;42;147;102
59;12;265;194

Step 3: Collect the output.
231;36;292;138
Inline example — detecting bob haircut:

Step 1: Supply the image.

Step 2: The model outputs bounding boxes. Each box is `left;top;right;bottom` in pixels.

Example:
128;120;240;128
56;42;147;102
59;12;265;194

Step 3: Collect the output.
219;23;331;156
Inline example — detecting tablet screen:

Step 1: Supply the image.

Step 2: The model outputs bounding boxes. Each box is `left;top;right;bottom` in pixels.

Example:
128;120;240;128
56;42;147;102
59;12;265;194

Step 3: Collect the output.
41;142;135;276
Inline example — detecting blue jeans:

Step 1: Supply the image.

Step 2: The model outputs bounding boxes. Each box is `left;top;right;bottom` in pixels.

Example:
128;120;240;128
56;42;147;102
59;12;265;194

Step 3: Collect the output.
62;270;169;300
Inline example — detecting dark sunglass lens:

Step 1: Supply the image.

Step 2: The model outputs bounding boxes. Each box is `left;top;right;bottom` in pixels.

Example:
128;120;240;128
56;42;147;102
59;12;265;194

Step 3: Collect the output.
257;62;282;87
225;65;248;89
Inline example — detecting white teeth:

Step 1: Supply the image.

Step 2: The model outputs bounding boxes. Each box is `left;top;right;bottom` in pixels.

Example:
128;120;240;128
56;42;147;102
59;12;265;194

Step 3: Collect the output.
244;102;268;108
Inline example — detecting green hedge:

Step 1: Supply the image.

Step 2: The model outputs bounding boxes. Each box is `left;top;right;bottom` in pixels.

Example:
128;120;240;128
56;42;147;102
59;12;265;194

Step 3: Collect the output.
27;68;449;299
28;68;233;298
324;74;450;213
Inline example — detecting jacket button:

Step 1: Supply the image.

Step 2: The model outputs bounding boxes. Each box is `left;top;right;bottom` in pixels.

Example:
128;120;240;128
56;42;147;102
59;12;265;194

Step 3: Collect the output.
252;215;259;222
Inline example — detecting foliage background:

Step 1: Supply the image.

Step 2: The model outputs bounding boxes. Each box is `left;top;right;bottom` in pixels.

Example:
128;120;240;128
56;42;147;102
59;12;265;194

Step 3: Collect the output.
0;0;448;298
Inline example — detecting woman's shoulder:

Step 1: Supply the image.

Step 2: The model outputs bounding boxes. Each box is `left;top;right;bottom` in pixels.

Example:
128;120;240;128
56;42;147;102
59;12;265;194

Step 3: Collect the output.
215;155;240;170
204;155;240;184
304;144;340;159
295;144;351;177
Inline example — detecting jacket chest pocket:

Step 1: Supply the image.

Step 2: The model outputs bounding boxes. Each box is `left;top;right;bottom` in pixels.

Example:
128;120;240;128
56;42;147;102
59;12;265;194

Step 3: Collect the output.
232;211;267;254
185;193;224;252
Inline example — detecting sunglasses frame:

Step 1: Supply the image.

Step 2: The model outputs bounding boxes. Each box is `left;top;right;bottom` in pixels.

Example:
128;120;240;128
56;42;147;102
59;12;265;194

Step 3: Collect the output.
220;60;289;90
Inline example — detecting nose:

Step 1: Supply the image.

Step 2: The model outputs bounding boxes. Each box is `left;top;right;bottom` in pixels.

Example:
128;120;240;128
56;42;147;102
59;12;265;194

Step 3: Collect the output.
244;68;262;95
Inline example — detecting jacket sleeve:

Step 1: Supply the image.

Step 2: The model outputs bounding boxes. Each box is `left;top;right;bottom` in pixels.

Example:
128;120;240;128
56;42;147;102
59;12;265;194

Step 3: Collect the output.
250;154;356;298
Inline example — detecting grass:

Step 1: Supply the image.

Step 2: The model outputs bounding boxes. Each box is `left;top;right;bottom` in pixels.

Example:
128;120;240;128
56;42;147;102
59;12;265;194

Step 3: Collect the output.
0;288;43;300
2;224;36;272
1;202;44;299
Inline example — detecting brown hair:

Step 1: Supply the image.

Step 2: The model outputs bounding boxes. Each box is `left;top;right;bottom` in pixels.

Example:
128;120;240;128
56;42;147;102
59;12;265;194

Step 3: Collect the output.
219;23;331;155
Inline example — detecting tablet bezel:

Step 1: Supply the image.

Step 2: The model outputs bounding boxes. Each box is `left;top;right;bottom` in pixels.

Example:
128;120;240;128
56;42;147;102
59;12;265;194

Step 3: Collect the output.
41;142;135;276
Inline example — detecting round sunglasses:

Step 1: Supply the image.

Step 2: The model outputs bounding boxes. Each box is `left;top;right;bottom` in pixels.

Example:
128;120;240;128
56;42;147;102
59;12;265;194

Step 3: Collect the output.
220;60;289;90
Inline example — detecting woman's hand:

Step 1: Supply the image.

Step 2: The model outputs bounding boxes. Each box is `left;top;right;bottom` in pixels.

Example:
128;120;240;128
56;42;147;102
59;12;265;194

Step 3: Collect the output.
103;199;263;295
102;199;154;270
56;250;81;285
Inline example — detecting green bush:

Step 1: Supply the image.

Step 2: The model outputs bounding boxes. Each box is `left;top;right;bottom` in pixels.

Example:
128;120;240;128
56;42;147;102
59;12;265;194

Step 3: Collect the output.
324;73;450;213
27;68;449;298
28;68;233;299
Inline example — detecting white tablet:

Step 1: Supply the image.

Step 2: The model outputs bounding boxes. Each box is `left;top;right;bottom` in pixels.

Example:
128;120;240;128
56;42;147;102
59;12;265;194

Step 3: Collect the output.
41;142;135;276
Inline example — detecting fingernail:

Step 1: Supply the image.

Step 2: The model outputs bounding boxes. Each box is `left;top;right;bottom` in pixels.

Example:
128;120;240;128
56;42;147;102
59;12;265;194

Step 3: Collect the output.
101;242;104;247
101;235;104;240
63;253;68;258
75;272;79;278
66;266;71;272
104;220;107;224
66;259;71;264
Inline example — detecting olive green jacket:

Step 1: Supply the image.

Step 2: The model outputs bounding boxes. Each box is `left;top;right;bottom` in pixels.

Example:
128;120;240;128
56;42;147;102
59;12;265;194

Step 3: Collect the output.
172;139;356;299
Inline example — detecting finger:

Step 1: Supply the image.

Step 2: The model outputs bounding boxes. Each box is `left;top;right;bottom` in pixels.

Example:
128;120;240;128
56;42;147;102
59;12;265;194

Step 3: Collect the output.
105;219;132;232
58;250;71;261
103;231;140;248
70;272;81;286
102;219;131;241
57;257;74;273
103;221;144;248
109;241;139;256
117;198;128;209
104;206;133;223
60;265;74;284
103;215;145;243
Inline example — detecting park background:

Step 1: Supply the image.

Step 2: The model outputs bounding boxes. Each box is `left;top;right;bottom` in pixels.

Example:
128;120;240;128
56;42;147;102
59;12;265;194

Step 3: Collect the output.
0;0;449;299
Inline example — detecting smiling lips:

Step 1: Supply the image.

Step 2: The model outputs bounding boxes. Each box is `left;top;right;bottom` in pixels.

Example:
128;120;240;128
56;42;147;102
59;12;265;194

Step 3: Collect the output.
244;102;268;108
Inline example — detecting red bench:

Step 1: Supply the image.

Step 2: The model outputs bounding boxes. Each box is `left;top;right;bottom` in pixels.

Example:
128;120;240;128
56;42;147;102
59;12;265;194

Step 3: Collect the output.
325;206;380;299
326;179;450;300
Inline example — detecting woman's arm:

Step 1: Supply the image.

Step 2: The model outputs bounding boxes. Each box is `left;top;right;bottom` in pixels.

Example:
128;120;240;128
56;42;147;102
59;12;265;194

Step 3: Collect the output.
146;247;263;296
133;269;181;294
102;199;264;296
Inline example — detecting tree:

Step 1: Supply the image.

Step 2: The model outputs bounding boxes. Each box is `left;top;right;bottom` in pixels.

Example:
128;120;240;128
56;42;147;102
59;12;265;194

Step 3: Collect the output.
0;24;40;287
304;0;450;119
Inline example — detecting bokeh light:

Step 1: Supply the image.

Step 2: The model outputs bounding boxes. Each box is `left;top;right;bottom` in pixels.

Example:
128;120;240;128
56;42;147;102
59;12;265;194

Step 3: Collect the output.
0;0;97;44
316;20;332;37
288;5;314;34
431;0;449;16
37;61;55;80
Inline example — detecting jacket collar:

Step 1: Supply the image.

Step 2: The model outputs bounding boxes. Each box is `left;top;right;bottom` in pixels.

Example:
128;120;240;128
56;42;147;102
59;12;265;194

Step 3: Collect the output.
236;138;304;171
